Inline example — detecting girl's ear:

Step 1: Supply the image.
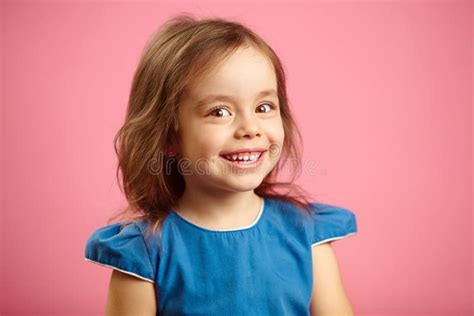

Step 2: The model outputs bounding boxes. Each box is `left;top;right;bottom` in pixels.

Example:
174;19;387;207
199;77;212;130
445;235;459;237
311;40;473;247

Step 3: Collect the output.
166;146;178;157
174;120;179;133
165;117;181;158
172;119;181;151
166;135;181;158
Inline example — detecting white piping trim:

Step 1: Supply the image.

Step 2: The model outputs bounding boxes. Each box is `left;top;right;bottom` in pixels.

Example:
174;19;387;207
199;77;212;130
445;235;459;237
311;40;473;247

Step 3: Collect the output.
84;257;155;284
311;232;357;247
171;197;265;232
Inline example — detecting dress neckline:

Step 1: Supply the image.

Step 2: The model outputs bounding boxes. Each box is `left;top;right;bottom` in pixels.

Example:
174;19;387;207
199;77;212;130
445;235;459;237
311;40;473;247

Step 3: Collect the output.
169;197;266;233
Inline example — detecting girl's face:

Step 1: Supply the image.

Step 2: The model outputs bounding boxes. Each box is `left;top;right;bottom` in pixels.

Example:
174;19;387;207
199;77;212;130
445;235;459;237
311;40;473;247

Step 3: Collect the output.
176;45;285;194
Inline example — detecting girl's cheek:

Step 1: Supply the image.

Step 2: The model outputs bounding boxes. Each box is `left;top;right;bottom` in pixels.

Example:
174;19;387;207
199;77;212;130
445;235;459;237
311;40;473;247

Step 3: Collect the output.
195;130;227;149
266;120;285;139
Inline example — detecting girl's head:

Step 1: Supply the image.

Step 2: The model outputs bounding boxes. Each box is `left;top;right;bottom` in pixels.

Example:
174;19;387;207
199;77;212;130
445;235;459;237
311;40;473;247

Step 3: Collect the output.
111;14;316;235
177;44;284;195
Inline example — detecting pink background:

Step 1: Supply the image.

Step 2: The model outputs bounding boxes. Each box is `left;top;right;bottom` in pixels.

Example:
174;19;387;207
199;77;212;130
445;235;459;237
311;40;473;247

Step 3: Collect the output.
1;1;472;315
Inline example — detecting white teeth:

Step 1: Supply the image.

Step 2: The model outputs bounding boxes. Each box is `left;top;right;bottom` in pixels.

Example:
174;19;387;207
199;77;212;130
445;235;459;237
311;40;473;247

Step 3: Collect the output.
224;152;261;162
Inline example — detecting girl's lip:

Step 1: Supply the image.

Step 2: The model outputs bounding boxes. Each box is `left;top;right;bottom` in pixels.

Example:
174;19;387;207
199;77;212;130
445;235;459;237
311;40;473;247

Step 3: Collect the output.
219;151;265;170
220;148;267;156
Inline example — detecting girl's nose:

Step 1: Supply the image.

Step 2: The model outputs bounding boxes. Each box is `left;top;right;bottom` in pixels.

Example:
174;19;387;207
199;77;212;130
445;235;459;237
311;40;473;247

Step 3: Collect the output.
235;115;261;139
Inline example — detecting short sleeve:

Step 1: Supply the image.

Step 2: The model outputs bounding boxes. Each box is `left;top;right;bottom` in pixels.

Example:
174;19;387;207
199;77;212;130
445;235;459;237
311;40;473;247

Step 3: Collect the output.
309;203;358;246
84;221;156;283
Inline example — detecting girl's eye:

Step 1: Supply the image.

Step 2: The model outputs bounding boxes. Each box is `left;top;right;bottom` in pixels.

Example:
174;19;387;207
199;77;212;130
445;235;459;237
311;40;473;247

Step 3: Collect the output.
207;106;232;118
207;103;276;117
256;103;276;113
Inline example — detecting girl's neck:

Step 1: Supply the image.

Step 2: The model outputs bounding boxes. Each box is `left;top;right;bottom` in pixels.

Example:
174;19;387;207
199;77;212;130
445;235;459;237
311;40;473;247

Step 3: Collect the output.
174;189;263;230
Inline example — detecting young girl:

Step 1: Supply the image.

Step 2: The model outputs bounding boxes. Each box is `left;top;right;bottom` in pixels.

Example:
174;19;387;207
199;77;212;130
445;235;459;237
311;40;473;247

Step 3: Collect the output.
84;14;357;316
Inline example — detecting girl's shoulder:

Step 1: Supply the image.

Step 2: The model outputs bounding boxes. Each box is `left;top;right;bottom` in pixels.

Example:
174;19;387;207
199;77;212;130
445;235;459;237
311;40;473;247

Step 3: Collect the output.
270;198;358;247
307;202;358;246
83;219;160;284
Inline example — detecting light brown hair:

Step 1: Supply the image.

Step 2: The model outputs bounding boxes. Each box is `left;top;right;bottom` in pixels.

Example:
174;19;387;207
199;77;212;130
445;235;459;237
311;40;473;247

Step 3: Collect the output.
108;13;319;239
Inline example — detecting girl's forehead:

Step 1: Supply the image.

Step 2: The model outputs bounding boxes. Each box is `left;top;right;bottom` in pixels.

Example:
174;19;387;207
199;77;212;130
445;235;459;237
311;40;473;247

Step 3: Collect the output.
188;48;276;98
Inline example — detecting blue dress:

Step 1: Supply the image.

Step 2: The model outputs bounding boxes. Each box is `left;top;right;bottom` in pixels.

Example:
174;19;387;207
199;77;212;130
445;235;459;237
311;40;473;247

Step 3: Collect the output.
84;197;357;315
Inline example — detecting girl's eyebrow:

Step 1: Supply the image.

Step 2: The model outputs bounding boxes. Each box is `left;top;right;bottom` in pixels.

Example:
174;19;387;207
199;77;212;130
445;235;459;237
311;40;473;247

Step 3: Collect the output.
195;89;278;109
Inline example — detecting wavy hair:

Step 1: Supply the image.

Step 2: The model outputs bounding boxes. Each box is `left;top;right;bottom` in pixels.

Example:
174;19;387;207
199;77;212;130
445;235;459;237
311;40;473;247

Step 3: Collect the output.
108;13;319;239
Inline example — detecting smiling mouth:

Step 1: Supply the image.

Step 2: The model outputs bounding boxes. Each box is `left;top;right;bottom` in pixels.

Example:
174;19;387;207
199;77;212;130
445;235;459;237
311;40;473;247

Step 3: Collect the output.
220;151;264;163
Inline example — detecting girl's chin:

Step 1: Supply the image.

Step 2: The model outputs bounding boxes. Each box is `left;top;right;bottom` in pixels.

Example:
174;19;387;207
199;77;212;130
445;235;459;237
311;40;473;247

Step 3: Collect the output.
219;177;264;191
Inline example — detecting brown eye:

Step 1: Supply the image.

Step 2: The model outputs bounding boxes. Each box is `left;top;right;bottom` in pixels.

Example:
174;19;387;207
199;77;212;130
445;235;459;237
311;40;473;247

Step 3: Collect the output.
207;106;231;117
257;103;275;113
